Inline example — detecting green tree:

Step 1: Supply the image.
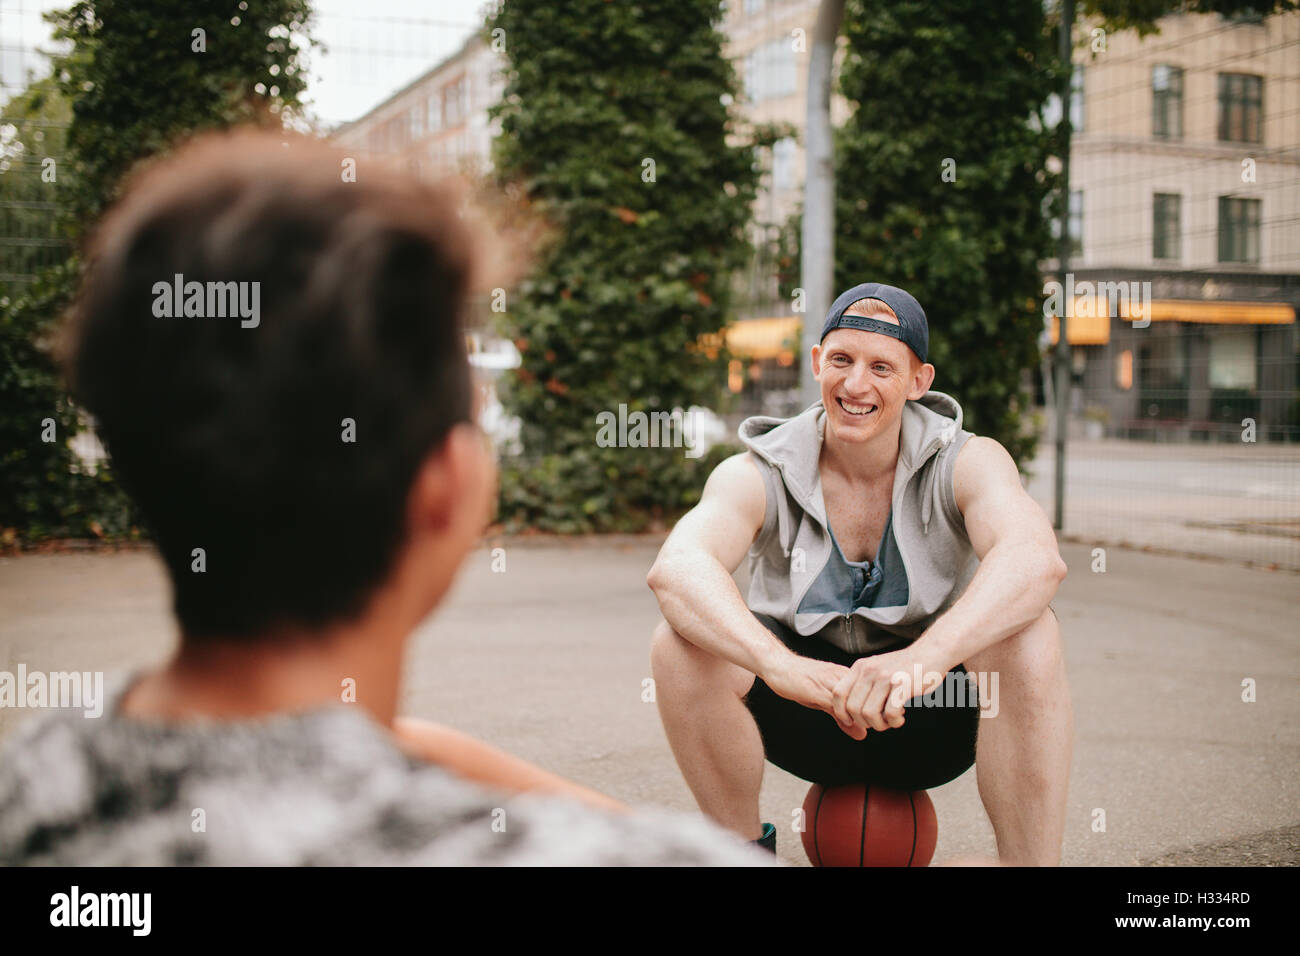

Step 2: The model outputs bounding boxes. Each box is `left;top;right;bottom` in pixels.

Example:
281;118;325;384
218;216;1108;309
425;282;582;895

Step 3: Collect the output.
0;77;72;296
0;0;316;542
488;0;770;531
48;0;315;230
0;79;121;540
831;0;1062;465
1080;0;1297;36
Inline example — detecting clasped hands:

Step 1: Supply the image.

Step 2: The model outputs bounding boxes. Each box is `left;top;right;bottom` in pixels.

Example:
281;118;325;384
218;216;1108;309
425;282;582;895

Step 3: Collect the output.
761;642;956;741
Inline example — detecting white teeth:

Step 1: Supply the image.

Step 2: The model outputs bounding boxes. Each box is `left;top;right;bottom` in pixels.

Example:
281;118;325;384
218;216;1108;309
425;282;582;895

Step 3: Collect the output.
838;398;877;416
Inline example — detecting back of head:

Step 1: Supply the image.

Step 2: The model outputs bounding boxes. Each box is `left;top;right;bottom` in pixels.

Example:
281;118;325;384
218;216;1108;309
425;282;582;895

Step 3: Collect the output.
63;127;491;641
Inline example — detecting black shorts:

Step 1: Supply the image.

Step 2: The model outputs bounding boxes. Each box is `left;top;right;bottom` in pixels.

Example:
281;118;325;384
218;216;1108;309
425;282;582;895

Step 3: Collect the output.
743;614;980;789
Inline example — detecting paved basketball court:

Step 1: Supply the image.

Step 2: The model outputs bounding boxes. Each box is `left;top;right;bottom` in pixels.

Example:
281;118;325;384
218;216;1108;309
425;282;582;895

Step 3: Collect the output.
1;538;1296;866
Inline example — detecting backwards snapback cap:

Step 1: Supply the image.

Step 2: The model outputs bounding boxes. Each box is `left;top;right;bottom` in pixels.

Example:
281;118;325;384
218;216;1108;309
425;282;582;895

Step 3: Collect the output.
820;282;929;364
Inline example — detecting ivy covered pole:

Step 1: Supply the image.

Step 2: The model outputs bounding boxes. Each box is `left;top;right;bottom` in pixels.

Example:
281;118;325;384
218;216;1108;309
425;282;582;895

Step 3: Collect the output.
800;0;845;407
829;0;1060;468
1052;0;1075;531
488;0;767;532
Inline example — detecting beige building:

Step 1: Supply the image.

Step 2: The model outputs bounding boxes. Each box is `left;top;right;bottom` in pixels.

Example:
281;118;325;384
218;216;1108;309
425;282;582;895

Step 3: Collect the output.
1057;10;1299;440
1070;11;1299;274
330;32;504;180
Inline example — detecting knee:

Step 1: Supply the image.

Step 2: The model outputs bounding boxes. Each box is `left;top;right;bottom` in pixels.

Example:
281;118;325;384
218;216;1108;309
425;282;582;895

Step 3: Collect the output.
649;620;748;700
650;620;698;685
970;609;1066;699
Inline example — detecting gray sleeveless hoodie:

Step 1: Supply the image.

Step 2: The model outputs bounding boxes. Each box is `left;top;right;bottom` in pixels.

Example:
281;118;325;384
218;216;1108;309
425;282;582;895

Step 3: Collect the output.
739;391;979;655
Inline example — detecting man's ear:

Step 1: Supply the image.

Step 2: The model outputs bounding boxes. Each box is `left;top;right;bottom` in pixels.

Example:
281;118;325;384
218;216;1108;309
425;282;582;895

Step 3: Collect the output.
810;344;823;380
407;423;488;534
908;361;936;399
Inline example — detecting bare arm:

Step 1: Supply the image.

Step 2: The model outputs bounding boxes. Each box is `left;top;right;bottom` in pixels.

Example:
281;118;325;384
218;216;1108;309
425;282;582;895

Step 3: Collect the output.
916;436;1069;669
391;717;628;814
646;453;792;678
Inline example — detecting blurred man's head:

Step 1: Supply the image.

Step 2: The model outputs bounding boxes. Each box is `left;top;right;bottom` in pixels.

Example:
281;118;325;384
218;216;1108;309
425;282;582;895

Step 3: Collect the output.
811;288;935;447
63;128;499;642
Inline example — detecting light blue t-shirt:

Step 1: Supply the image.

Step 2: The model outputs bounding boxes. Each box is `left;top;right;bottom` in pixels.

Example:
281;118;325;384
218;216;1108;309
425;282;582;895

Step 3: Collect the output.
797;508;910;615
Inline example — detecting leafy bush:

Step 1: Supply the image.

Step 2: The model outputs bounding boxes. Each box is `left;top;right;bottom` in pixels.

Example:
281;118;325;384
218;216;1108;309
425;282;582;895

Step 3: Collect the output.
827;0;1065;466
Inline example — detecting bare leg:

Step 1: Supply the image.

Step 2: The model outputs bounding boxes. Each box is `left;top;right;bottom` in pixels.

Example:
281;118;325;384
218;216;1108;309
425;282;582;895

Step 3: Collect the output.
650;620;765;840
963;607;1074;865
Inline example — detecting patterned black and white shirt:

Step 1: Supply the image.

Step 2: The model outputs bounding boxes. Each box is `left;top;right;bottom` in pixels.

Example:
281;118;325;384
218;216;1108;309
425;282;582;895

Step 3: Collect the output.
0;672;773;867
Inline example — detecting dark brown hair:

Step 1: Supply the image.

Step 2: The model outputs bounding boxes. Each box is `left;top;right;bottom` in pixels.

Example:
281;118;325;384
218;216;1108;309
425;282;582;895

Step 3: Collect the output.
63;127;496;640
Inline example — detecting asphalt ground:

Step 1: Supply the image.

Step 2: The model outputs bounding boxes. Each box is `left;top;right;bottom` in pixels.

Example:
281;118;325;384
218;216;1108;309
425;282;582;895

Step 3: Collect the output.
1;538;1296;866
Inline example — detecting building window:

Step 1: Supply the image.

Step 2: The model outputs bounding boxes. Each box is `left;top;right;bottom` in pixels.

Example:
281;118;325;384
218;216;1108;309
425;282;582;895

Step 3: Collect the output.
1208;328;1259;422
1065;190;1083;258
1151;65;1183;139
1217;73;1262;143
1218;196;1261;264
384;115;407;151
744;0;764;12
1153;193;1181;260
443;77;468;126
427;95;440;133
1208;329;1258;390
1137;327;1189;419
411;102;425;138
744;38;796;103
772;137;796;191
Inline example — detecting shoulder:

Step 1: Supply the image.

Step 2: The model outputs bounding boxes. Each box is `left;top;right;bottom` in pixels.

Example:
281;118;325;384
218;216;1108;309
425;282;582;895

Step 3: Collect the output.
709;450;765;488
701;451;767;510
952;436;1021;515
0;709;115;863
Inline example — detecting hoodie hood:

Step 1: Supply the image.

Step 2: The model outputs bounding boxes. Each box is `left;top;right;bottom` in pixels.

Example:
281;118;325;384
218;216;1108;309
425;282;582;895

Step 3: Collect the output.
736;389;977;649
739;390;964;534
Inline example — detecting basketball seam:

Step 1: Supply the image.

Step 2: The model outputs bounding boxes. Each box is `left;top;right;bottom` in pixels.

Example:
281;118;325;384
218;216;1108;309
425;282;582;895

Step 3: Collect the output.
859;782;869;867
907;791;918;867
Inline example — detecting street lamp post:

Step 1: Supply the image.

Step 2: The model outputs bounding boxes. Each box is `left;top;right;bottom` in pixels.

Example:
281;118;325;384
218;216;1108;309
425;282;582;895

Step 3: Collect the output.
800;0;846;408
1053;0;1075;531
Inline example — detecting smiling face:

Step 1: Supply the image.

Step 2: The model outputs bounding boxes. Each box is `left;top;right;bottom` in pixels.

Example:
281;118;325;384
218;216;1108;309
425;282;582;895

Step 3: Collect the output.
811;300;935;447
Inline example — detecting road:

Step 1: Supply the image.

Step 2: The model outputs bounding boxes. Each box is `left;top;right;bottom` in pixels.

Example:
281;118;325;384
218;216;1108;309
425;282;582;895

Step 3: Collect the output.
1026;439;1300;570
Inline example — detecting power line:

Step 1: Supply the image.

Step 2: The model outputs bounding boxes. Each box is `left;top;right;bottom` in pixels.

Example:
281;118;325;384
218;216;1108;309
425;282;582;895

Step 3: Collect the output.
1081;38;1299;110
1070;15;1250;68
1078;214;1300;260
1067;117;1300;193
1079;175;1299;219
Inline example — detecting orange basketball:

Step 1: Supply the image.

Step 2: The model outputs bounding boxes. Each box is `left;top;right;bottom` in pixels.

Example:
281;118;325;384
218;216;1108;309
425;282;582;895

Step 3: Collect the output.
800;784;938;867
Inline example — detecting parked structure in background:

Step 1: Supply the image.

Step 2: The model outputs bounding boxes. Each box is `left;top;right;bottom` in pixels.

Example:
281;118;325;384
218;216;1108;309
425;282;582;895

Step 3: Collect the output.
1049;11;1299;444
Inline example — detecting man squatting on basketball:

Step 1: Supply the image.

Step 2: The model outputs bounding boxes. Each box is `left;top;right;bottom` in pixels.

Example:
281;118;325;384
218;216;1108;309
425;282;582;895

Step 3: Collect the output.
647;283;1074;865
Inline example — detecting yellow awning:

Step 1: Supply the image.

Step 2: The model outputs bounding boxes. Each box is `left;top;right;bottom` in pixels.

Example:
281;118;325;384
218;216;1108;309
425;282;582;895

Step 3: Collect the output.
1049;310;1110;345
725;316;802;359
1136;300;1295;325
1049;298;1295;345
